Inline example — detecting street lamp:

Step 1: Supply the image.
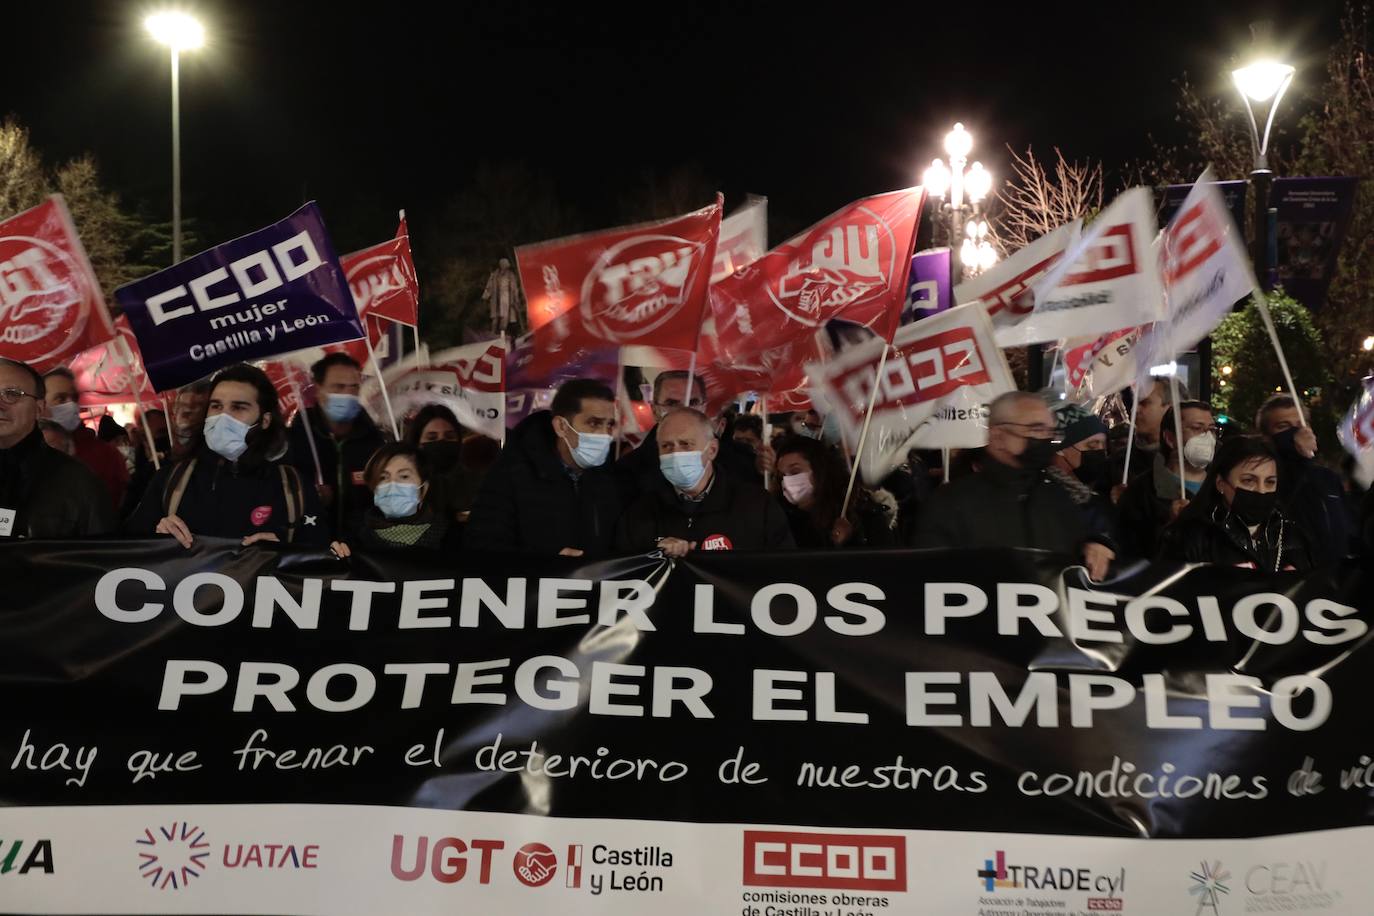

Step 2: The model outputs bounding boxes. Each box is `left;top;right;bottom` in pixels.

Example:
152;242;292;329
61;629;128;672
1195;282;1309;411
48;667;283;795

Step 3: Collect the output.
922;123;997;279
145;11;205;264
1232;57;1294;292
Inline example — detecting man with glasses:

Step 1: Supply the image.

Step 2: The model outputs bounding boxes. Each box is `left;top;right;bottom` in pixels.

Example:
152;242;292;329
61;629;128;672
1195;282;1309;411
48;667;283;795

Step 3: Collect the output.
913;391;1116;581
615;370;768;502
1117;400;1218;560
0;358;116;539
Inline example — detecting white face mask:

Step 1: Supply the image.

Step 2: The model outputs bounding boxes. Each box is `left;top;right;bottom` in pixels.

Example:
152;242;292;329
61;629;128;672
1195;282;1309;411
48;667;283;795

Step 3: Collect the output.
781;471;815;506
203;412;254;461
1183;431;1216;469
660;450;707;491
48;401;82;433
558;419;613;469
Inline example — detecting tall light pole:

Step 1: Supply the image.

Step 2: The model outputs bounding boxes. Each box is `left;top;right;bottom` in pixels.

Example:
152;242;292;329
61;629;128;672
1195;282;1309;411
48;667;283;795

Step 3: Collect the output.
145;11;205;265
1232;58;1294;292
921;123;997;280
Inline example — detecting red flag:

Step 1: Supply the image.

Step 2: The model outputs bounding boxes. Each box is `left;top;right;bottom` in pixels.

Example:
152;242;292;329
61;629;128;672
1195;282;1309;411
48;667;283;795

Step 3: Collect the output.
259;358;314;424
711;188;925;363
69;315;159;406
340;216;420;327
0;196;115;373
516;198;723;363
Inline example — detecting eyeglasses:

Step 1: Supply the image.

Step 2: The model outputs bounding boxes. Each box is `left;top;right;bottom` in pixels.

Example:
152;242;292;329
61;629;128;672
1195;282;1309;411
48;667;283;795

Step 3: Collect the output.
0;387;38;405
1184;424;1224;437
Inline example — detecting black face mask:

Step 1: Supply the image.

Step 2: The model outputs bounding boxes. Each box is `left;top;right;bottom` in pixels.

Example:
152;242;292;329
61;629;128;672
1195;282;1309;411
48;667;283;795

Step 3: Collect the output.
1229;487;1278;526
1074;449;1108;484
420;440;462;473
1018;436;1057;470
1271;427;1304;460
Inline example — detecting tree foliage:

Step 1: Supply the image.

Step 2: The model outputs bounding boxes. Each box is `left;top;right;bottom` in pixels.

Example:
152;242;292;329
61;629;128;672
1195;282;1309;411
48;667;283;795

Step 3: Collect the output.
995;146;1103;251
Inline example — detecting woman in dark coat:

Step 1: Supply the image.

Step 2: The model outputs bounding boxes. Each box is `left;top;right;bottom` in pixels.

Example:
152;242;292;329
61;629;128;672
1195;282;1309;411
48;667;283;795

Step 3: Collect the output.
330;443;458;556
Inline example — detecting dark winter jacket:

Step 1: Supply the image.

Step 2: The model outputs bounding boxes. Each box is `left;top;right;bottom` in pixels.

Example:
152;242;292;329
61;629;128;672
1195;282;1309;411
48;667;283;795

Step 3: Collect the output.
125;450;327;546
347;507;459;554
781;490;898;549
0;428;116;539
1158;504;1313;572
286;406;386;536
1115;453;1197;560
617;467;794;553
912;456;1110;558
464;411;623;557
1274;451;1355;560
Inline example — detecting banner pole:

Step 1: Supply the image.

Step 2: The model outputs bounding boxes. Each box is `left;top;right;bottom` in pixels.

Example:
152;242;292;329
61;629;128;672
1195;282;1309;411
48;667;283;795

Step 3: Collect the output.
761;394;772;491
1169;372;1187;501
364;332;401;440
841;344;892;518
614;346;626;460
1253;292;1307;427
1121;383;1140;486
942;447;951;484
412;324;423;367
285;369;324;488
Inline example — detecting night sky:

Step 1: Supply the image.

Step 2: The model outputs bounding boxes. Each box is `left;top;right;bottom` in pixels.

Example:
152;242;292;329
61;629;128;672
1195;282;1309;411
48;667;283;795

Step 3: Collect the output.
1;0;1351;255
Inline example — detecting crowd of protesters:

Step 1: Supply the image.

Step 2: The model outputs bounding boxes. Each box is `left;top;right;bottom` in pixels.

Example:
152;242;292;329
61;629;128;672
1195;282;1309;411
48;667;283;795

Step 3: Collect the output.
2;353;1371;576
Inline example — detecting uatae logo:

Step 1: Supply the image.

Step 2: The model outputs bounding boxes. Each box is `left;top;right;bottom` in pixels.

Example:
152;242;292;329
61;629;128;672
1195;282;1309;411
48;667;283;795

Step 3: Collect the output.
136;821;210;890
771;210;897;326
581;234;703;342
0;234;89;365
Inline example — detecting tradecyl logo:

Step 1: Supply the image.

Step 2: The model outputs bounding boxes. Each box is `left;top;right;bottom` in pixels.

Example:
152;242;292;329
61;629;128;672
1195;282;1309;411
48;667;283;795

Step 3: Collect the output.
136;821;210;890
1188;860;1230;915
742;830;906;892
581;234;704;343
977;850;1125;901
513;842;557;887
1;839;55;875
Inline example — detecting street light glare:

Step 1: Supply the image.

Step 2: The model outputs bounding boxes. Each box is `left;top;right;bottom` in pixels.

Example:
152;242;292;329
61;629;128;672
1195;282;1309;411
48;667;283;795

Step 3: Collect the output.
1362;336;1374;352
1232;60;1294;102
146;11;205;51
965;161;992;202
943;123;973;160
922;159;951;199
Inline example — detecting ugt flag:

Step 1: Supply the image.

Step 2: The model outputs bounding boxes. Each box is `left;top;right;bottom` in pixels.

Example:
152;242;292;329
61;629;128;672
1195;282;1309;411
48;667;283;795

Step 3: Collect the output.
116;202;365;392
69;315;158;407
711;188;926;363
955;219;1080;348
341;214;420;327
1026;187;1165;345
1133;167;1259;382
0;195;115;373
516;198;723;361
808;302;1014;485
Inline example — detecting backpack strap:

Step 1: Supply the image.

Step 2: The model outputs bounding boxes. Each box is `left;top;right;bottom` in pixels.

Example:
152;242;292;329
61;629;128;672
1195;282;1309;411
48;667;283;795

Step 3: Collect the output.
278;464;304;543
162;457;199;519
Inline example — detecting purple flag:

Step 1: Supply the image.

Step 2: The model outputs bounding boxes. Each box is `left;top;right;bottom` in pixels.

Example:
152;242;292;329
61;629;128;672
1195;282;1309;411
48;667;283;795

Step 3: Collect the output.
901;248;952;325
116;202;364;391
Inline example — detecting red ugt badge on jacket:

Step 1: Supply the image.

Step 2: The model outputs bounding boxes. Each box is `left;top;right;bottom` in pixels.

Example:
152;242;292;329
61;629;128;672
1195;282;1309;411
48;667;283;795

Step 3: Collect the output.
700;534;733;551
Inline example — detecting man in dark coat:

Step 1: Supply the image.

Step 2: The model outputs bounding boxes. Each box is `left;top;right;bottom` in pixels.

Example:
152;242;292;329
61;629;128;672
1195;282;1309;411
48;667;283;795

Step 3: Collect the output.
465;378;623;557
1256;395;1355;561
913;391;1116;580
0;358;116;539
617;408;793;555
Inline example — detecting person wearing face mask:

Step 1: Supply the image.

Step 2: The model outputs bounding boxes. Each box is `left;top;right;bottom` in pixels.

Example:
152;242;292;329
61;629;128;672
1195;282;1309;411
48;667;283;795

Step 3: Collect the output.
329;444;457;556
0;359;115;539
126;363;326;547
286;353;386;537
614;370;769;504
1255;395;1355;559
1159;436;1312;571
912;391;1117;581
1046;406;1120;549
404;403;482;525
465;378;623;557
773;435;895;549
40;367;129;513
617;408;793;555
1116;400;1216;560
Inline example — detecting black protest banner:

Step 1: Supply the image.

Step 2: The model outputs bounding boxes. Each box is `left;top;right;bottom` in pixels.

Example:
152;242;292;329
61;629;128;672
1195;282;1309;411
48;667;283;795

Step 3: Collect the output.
2;540;1373;914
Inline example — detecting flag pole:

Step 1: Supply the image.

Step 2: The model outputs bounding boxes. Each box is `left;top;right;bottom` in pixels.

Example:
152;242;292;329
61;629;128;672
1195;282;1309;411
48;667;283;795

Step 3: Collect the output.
112;337;160;471
1169;372;1187;501
942;446;951;484
1253;292;1307;427
841;344;892;517
761;394;772;490
285;368;324;488
363;332;401;440
1121;383;1141;486
614;346;626;460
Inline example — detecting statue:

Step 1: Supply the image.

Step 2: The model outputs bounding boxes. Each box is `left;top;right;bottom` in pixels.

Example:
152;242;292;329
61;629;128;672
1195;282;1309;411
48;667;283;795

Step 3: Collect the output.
483;257;525;337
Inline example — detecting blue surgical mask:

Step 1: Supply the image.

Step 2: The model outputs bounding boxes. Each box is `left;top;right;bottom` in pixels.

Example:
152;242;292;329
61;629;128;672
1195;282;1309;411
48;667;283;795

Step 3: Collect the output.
203;413;253;461
322;393;362;424
374;481;422;519
1183;478;1202;496
559;420;612;469
660;450;707;491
